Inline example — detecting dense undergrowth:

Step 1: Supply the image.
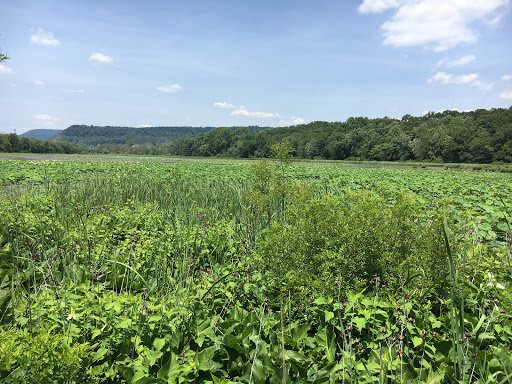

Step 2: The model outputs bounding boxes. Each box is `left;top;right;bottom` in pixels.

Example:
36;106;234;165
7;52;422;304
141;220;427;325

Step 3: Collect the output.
0;155;511;383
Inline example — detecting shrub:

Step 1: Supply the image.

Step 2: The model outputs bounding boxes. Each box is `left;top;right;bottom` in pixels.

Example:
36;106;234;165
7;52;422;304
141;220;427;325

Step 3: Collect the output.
258;190;450;305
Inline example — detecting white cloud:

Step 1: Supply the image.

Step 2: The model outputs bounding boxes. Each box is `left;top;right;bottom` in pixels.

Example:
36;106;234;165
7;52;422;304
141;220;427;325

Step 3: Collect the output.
360;0;510;51
34;114;59;121
0;64;14;74
156;84;182;93
280;117;305;126
89;52;113;64
231;107;280;119
34;114;60;126
471;80;493;93
429;72;494;92
33;80;45;87
502;74;512;81
428;72;479;84
30;28;61;47
137;125;152;128
213;102;236;109
435;55;476;69
359;0;402;14
500;90;512;100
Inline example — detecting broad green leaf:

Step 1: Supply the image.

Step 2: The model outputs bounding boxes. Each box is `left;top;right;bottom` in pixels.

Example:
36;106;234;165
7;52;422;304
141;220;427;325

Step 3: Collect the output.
289;322;310;347
145;349;163;367
153;337;166;351
157;353;180;381
324;310;334;322
285;350;310;363
352;316;367;332
196;346;217;371
314;296;329;305
92;347;109;362
315;327;335;364
412;336;424;348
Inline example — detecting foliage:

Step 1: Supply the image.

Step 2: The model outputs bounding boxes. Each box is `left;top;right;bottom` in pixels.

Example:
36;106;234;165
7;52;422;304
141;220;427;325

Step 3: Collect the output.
4;106;510;164
50;125;269;147
0;133;81;154
0;157;511;382
259;190;450;306
149;107;512;164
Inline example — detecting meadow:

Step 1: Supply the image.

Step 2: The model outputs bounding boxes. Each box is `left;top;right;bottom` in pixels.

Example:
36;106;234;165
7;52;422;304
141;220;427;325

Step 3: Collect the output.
0;154;511;383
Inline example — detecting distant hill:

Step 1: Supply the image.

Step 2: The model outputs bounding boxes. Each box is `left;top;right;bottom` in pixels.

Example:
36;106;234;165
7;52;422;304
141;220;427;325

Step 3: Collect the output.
51;125;271;146
19;129;62;141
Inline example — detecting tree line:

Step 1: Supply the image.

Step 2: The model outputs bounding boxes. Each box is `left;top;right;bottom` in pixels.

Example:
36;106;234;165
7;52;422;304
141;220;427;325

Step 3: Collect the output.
2;106;511;163
0;134;81;154
51;125;269;145
112;107;511;163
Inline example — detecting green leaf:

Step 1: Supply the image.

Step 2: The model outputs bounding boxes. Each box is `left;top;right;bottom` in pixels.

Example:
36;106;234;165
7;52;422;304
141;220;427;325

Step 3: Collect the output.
157;353;180;381
315;327;335;364
17;317;29;327
92;347;109;362
352;316;367;332
250;357;267;382
314;296;329;305
196;346;217;371
91;328;102;340
153;337;166;351
412;336;424;348
285;350;310;363
115;316;132;329
324;310;334;322
145;349;163;367
290;322;310;345
426;365;446;384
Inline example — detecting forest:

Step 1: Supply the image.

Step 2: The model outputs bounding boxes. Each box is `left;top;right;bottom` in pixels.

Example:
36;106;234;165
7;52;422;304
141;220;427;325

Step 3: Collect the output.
163;107;512;163
50;125;270;146
0;133;80;154
1;106;511;164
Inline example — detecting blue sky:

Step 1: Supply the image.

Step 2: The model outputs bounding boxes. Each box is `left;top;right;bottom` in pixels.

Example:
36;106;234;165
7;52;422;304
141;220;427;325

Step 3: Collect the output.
1;0;511;134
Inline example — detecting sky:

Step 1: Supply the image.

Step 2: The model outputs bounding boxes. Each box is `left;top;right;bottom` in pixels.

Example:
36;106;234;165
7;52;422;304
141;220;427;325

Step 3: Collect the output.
1;0;511;134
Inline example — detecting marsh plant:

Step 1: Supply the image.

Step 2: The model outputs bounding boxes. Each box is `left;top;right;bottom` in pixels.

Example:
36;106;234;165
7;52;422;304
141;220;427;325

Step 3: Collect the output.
0;157;510;383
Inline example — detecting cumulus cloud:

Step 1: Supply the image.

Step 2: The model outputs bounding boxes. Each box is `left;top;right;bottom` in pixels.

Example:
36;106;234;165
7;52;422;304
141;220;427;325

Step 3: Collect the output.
435;55;476;69
359;0;403;14
502;74;512;81
280;117;305;126
30;28;61;47
34;114;59;121
429;71;494;92
428;72;478;84
156;84;182;93
471;80;493;93
213;102;236;109
231;107;280;119
88;52;113;64
33;80;45;87
359;0;510;51
500;90;512;100
137;125;152;128
0;64;14;74
34;114;60;126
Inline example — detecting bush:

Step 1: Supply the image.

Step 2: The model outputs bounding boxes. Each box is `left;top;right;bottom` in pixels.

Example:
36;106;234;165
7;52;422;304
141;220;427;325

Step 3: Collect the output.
258;190;450;305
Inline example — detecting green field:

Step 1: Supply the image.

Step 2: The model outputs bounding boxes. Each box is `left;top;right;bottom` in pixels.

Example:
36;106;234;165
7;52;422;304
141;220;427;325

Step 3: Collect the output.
0;155;511;383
